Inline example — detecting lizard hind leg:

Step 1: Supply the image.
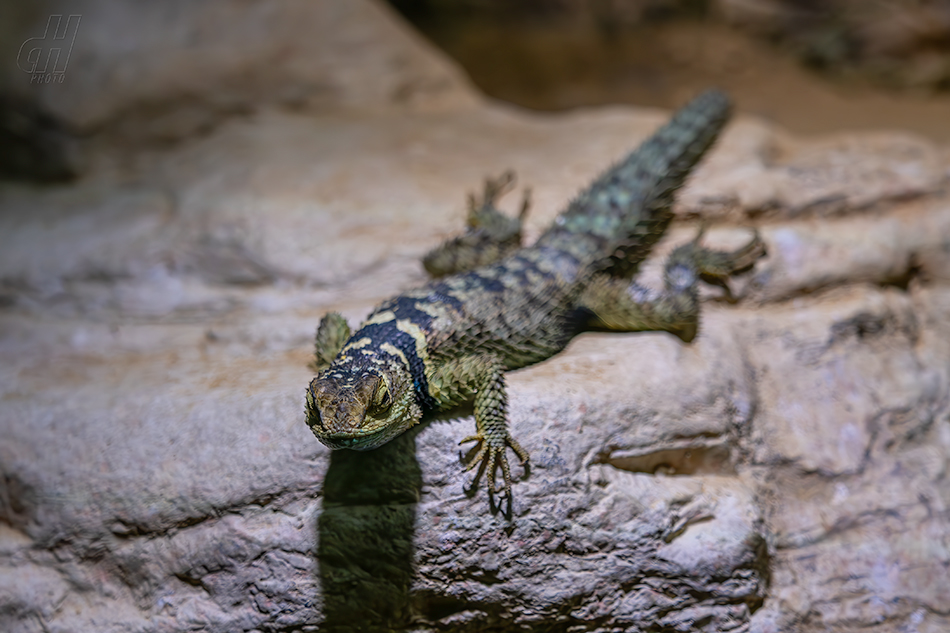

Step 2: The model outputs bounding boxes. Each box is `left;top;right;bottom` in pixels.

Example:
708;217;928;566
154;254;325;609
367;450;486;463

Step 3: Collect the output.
310;311;351;372
579;228;766;343
689;229;766;302
422;171;531;277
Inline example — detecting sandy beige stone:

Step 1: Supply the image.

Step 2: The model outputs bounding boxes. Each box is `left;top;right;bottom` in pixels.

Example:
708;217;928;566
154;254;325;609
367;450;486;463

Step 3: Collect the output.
2;1;949;632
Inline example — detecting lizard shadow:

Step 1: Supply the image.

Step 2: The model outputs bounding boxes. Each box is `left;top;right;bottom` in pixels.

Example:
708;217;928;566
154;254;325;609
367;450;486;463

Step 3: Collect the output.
315;404;516;628
316;421;425;632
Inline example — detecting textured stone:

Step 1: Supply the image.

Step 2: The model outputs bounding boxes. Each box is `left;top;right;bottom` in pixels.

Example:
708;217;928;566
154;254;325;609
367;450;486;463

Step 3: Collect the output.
2;1;950;632
714;0;950;90
2;0;477;136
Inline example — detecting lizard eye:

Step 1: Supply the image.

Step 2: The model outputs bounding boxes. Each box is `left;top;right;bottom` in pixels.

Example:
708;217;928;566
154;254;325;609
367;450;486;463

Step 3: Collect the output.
305;385;325;431
374;381;393;411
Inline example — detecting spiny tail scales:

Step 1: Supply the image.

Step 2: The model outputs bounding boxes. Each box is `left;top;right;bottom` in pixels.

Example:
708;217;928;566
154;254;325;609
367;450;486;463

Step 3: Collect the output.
305;90;764;515
536;89;732;279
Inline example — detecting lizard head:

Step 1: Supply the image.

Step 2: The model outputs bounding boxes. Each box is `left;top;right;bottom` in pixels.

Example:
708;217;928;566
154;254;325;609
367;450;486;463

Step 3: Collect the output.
305;352;421;451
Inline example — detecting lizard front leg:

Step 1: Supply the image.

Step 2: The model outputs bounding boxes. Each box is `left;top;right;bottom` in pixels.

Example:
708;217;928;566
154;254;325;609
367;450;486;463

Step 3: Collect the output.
461;354;530;510
432;354;529;510
310;312;351;372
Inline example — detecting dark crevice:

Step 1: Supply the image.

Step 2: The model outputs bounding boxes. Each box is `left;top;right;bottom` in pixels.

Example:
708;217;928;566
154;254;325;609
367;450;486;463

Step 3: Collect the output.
0;94;78;183
173;572;205;589
0;471;38;533
603;442;737;476
827;309;918;347
879;260;923;291
775;503;922;550
109;487;315;540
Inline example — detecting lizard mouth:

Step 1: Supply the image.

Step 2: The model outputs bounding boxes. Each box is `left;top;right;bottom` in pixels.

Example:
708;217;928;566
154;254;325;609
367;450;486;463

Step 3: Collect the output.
320;427;391;451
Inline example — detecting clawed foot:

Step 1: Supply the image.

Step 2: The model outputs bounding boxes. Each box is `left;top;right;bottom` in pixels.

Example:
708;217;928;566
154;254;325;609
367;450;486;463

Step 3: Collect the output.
459;431;530;516
689;228;767;302
422;171;531;277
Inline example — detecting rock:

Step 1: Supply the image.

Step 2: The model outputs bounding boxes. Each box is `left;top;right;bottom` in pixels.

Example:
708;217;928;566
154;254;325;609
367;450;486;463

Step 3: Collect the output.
0;95;78;183
714;0;950;88
2;0;477;139
2;1;950;632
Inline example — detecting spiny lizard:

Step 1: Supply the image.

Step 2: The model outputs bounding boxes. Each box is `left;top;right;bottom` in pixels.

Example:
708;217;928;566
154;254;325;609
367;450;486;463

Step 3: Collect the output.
305;90;765;511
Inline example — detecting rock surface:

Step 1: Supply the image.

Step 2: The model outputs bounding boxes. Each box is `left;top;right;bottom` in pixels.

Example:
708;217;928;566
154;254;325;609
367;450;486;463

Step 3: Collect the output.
395;0;950;90
714;0;950;89
2;1;950;632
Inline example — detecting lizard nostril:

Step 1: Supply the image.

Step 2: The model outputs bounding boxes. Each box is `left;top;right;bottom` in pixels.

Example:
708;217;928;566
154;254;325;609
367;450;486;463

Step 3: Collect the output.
334;404;356;431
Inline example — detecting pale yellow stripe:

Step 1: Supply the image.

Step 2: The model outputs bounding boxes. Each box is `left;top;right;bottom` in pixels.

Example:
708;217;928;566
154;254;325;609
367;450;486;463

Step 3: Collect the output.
363;310;396;326
341;337;372;354
379;342;408;367
396;319;430;368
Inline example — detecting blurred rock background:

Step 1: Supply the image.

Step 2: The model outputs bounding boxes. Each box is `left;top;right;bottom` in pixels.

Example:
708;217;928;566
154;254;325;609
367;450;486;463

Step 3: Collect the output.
1;1;948;632
389;0;950;140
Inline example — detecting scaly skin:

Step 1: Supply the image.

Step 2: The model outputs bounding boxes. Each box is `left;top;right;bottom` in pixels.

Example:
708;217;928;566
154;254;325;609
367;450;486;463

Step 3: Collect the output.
305;90;766;512
422;170;530;277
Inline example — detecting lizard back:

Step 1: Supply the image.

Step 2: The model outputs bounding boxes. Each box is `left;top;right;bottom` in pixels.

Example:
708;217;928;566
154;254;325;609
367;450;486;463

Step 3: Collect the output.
368;90;733;373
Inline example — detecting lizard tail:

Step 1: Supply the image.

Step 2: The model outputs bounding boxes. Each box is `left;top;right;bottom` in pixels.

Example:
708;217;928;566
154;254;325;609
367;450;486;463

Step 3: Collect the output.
535;90;732;278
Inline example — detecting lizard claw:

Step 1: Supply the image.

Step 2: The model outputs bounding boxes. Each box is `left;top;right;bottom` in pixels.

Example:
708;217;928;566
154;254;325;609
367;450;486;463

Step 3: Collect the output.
693;228;767;303
459;432;530;510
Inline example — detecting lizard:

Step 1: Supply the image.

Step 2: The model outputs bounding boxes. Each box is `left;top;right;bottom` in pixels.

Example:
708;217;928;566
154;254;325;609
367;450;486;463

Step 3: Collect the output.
304;90;765;511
